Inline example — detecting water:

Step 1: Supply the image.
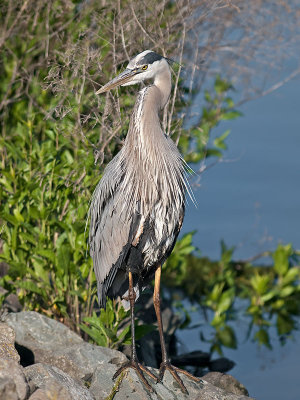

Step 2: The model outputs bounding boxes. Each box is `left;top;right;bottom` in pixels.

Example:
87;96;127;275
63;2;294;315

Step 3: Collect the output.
185;80;300;260
177;306;300;400
181;79;300;399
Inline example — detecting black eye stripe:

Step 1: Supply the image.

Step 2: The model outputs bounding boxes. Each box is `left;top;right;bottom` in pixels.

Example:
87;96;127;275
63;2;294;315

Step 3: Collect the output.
139;52;163;65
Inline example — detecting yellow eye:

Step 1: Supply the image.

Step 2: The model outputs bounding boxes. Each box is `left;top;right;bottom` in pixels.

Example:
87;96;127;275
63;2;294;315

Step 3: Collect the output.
141;65;148;70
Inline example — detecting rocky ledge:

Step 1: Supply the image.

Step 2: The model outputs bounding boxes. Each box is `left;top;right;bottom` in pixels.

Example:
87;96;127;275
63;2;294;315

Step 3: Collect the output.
0;311;254;400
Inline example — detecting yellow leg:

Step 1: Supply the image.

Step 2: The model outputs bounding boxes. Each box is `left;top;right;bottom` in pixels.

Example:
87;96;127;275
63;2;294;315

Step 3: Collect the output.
153;265;200;394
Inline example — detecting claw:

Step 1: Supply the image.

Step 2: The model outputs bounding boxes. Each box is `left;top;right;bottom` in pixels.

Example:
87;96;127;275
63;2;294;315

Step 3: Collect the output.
113;359;158;392
159;361;200;394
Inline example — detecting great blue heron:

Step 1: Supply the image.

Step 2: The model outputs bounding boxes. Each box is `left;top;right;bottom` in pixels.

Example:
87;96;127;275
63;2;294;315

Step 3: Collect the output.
89;50;199;393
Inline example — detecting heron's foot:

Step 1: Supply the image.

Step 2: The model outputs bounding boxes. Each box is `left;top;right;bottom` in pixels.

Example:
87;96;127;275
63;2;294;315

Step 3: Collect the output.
113;359;158;392
159;360;200;395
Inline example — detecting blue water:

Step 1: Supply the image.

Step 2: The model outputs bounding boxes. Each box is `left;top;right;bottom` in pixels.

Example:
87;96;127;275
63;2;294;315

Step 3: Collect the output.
181;80;300;399
185;80;300;260
177;306;300;400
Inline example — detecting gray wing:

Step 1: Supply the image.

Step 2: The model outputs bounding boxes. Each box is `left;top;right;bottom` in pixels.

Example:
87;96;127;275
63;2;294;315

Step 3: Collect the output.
88;152;135;308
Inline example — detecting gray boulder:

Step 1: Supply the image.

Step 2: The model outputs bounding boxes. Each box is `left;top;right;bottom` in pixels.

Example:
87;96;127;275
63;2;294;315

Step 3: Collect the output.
203;372;249;396
0;322;20;362
1;311;255;400
3;311;126;382
0;358;29;400
24;363;93;400
28;387;71;400
90;366;252;400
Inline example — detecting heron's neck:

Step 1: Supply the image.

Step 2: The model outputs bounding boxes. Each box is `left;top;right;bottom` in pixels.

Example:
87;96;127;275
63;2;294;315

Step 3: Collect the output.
125;68;172;149
154;67;171;109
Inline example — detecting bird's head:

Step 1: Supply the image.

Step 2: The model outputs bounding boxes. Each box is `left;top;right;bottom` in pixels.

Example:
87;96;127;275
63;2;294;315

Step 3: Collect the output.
96;50;170;94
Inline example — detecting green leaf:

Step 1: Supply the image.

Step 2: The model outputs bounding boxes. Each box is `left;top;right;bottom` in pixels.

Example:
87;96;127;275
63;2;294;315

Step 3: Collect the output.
281;266;299;286
254;329;272;349
101;326;117;341
214;75;233;94
56;244;71;272
213;130;230;150
36;249;55;263
117;325;131;343
17;280;44;296
217;288;235;314
261;290;277;303
13;208;24;222
11;226;18;251
277;314;294;335
1;212;19;226
279;286;295;298
19;232;37;246
272;244;293;276
32;257;50;285
220;240;235;265
209;283;225;303
80;324;106;347
217;325;237;349
221;110;242;120
250;274;271;295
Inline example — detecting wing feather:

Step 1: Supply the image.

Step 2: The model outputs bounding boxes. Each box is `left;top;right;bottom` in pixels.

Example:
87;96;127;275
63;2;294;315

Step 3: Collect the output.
88;153;133;306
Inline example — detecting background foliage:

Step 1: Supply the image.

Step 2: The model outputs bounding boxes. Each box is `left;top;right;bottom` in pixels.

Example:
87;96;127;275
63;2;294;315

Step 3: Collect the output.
1;0;300;358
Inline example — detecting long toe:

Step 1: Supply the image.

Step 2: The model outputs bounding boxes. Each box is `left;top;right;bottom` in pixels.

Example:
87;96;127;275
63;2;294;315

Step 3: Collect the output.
113;359;158;392
159;361;200;395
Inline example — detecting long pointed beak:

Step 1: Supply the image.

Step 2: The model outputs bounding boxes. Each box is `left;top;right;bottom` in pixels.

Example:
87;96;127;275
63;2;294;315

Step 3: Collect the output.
95;68;138;94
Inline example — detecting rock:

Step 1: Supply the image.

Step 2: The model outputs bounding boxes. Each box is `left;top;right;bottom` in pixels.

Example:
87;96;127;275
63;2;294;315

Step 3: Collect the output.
0;377;18;400
90;363;199;400
172;350;211;367
0;358;29;400
3;311;83;348
90;366;254;400
24;363;93;400
0;261;10;277
0;322;20;362
194;378;252;400
209;357;236;373
3;311;126;382
0;262;22;314
203;372;249;396
2;293;23;313
28;386;71;400
0;322;30;399
1;311;254;400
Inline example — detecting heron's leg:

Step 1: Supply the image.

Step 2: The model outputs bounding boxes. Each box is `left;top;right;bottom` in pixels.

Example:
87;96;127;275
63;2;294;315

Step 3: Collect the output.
153;265;200;394
113;271;158;391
